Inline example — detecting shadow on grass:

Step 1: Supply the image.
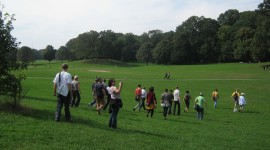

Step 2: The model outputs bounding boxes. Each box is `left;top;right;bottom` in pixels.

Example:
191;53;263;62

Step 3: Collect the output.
24;96;55;102
243;110;260;114
0;103;168;138
83;59;139;68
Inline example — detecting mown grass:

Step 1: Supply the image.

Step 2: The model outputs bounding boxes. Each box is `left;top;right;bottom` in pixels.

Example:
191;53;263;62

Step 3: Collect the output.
1;60;270;150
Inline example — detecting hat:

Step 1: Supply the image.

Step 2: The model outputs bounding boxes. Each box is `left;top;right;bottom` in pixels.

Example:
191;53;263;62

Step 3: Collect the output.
74;75;78;79
200;92;203;96
241;93;245;96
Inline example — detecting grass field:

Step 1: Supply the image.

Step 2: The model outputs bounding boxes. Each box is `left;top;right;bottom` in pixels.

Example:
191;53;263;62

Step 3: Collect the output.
1;60;270;150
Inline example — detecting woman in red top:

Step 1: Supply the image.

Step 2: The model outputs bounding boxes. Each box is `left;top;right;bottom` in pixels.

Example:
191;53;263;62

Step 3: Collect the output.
146;86;157;118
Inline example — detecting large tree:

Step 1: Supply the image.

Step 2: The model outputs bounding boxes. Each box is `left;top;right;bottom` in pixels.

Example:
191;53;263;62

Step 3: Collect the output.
217;9;240;26
43;45;56;63
17;46;35;65
136;42;154;65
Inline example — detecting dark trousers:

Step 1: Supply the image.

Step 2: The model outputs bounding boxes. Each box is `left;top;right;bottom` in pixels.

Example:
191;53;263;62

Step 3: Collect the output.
55;93;70;121
173;101;180;115
163;106;169;118
71;90;81;107
139;97;146;111
103;94;111;110
109;101;120;128
197;107;204;120
147;109;154;117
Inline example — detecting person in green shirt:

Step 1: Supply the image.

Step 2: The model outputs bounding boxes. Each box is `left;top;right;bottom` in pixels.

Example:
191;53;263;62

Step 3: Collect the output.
194;93;207;120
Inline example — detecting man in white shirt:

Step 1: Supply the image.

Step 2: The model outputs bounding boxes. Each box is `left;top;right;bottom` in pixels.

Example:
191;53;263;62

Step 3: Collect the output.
53;63;72;122
139;87;147;111
173;86;181;115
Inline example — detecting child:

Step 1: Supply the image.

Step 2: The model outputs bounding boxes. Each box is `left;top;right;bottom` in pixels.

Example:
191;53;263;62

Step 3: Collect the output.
239;93;246;112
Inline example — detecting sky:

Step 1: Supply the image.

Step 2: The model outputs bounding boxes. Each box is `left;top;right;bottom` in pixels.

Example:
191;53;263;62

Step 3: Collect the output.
1;0;262;50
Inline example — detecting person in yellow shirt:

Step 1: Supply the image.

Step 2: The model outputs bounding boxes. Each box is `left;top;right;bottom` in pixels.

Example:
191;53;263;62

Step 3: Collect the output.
212;89;219;108
231;89;240;112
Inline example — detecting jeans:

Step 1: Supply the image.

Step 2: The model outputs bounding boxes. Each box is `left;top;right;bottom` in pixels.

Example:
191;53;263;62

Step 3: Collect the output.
214;100;217;108
163;106;169;119
133;98;141;110
109;102;120;128
55;93;71;121
173;101;180;115
197;107;204;120
103;94;111;110
71;90;81;107
139;97;146;111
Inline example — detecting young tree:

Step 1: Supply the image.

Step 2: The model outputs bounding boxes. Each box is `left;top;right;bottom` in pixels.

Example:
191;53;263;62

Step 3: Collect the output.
0;12;27;106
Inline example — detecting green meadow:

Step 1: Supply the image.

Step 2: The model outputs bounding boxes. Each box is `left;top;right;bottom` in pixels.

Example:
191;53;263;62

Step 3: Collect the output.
1;60;270;150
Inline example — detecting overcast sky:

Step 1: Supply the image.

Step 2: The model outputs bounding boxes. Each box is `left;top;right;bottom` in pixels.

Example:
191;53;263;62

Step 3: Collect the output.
2;0;262;50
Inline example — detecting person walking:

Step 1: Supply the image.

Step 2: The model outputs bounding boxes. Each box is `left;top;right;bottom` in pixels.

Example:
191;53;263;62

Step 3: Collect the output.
194;93;207;120
103;80;112;111
94;77;106;114
108;79;123;129
212;89;219;108
133;84;142;111
184;90;191;112
161;88;171;120
231;89;240;112
71;75;81;107
146;86;157;118
53;63;73;122
168;89;174;115
139;87;147;111
239;93;246;112
89;79;98;107
173;86;181;115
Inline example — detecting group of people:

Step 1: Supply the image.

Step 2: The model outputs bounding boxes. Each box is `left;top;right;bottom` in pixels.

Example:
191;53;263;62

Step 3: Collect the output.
53;63;123;129
231;89;247;112
52;63;247;127
133;85;195;120
132;85;247;120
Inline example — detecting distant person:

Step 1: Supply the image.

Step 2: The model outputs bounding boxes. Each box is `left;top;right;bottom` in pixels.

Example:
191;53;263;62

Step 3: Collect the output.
108;79;123;129
167;72;170;80
146;86;157;118
133;84;142;111
94;77;106;114
139;87;147;111
89;79;98;107
194;93;207;120
103;80;112;111
212;89;219;108
161;88;171;120
163;72;168;79
184;90;191;112
239;93;246;112
71;75;81;107
173;86;181;115
53;63;72;122
231;89;240;112
168;89;174;115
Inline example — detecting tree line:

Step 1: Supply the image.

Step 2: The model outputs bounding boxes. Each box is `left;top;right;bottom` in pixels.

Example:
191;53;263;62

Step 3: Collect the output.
17;0;270;65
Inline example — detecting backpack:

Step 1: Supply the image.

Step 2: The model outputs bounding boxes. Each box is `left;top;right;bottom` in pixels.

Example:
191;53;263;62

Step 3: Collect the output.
95;83;104;98
184;94;190;101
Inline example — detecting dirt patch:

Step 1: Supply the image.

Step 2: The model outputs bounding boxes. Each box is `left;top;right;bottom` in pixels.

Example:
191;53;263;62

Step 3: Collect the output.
88;70;111;73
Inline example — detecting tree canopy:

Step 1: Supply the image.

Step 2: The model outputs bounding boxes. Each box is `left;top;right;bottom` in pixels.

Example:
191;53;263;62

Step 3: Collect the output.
18;0;270;64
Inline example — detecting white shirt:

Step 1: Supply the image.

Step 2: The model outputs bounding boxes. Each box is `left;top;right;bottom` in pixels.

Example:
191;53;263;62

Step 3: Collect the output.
239;96;246;105
141;89;147;98
173;89;180;102
106;86;111;95
110;86;121;99
53;71;72;96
